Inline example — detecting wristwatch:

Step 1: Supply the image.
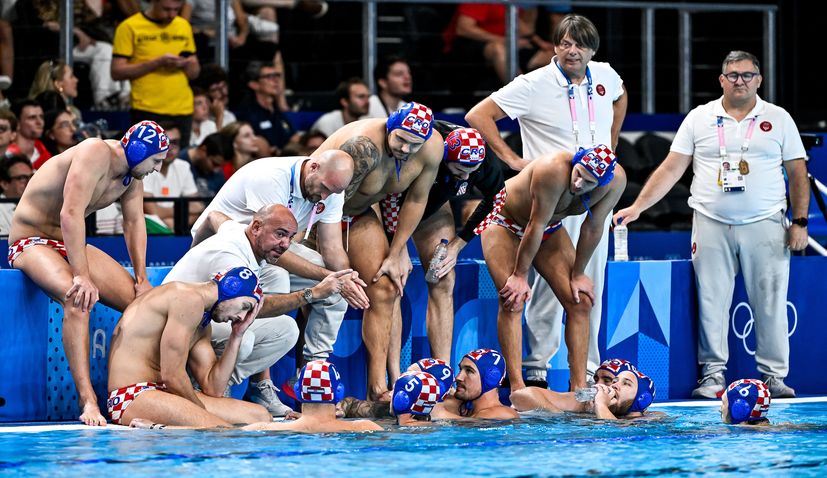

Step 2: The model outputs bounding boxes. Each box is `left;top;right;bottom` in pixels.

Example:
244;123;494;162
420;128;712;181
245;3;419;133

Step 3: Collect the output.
301;288;314;304
791;217;809;227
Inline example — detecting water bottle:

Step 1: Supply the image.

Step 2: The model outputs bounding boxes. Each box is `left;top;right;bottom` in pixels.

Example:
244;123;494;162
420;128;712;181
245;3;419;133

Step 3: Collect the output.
613;220;629;262
574;387;598;402
425;239;449;284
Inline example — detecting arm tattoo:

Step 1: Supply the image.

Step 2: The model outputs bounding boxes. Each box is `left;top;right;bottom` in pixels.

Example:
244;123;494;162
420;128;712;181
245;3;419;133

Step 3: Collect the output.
341;136;381;201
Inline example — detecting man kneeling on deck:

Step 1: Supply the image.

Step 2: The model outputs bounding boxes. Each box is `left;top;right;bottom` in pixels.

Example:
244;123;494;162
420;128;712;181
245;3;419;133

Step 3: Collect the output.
510;359;656;420
108;266;272;428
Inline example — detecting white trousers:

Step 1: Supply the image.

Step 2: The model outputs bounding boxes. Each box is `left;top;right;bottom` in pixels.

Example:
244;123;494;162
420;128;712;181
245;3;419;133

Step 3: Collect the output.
692;211;791;378
523;212;610;382
211;315;299;385
72;41;130;106
257;242;348;361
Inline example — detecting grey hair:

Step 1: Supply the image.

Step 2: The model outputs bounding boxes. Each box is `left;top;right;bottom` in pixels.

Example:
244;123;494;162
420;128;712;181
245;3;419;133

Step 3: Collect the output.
722;51;760;73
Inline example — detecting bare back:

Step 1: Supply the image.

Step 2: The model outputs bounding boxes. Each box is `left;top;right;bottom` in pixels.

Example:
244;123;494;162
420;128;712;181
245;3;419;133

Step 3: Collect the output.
9;138;135;242
108;282;207;390
314;118;443;215
500;153;614;227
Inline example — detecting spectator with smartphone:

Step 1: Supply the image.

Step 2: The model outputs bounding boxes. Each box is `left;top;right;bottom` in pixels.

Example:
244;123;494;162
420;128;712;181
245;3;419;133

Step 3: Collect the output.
112;0;200;146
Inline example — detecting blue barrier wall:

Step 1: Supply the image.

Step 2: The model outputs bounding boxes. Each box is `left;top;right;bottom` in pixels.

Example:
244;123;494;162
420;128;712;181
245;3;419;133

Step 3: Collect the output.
1;257;824;422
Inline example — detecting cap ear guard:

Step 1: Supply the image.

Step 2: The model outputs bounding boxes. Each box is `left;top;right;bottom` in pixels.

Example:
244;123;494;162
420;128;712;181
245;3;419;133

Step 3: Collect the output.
729;397;752;423
392;389;413;415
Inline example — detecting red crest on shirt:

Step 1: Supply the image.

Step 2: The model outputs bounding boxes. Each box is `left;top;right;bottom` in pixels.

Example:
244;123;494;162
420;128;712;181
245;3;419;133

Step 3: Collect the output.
596;84;606;96
760;121;772;132
315;203;326;214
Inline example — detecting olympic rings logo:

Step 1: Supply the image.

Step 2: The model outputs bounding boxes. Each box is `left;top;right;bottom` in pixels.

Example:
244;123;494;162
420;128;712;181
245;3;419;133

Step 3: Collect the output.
730;301;798;355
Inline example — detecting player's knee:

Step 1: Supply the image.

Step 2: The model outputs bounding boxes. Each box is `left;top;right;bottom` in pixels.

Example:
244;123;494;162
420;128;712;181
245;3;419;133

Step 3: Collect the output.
367;278;396;304
428;270;455;296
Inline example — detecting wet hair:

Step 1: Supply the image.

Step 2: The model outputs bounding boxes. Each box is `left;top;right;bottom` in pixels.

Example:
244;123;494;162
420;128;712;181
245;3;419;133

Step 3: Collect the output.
551;14;600;52
0;154;32;182
722;51;760;73
373;55;409;88
336;77;368;103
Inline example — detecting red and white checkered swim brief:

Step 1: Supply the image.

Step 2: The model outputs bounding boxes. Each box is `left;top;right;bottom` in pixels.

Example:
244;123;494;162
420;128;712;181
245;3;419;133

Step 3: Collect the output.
107;382;166;425
7;237;68;267
473;188;562;240
379;192;402;234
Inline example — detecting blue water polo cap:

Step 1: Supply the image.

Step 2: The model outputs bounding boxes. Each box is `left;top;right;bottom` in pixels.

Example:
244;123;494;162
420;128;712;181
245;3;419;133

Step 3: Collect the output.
392;371;441;416
463;348;505;396
443;127;485;166
201;267;262;327
386;102;433;141
595;358;636;379
414;358;454;400
627;369;656;413
294;360;345;404
121;120;169;170
571;144;617;187
726;379;771;424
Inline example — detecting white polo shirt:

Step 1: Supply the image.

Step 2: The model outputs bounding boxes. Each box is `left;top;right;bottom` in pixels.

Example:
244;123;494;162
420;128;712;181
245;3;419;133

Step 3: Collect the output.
365;95;405;119
191;156;345;237
164;221;264;286
311;110;346;137
491;57;624;159
143;159;198;208
671;96;806;225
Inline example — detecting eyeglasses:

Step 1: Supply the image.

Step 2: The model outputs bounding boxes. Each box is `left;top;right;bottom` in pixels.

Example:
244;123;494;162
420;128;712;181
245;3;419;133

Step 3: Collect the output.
0;125;10;133
168;139;181;147
9;174;33;183
723;71;760;83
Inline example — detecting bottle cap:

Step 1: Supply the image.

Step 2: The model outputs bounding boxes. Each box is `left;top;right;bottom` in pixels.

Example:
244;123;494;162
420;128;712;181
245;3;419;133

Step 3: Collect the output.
440;239;448;244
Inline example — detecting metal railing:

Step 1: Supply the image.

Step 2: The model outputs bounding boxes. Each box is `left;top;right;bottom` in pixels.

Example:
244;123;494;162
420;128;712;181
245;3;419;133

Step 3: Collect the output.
52;0;778;113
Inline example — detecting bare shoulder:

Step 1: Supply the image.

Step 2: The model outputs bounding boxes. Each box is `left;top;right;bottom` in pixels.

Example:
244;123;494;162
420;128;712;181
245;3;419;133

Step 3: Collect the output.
533;152;572;177
417;130;446;166
353;419;383;431
476;405;520;420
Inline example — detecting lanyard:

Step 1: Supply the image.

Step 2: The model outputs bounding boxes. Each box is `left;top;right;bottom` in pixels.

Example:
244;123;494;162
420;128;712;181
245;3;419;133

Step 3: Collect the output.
555;61;595;149
289;159;317;241
716;115;757;162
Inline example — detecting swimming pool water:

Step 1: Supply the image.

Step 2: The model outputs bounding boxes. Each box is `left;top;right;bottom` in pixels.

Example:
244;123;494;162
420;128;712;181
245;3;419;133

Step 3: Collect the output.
2;402;827;477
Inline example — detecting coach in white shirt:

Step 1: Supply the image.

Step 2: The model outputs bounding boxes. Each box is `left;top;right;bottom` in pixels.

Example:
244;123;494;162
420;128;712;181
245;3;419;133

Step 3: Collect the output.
191;150;369;362
467;13;627;391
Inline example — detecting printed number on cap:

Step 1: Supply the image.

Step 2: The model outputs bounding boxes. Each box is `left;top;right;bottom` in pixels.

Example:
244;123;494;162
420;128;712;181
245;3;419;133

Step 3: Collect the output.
441;368;452;380
491;352;501;365
405;377;420;392
136;125;158;144
238;268;253;280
